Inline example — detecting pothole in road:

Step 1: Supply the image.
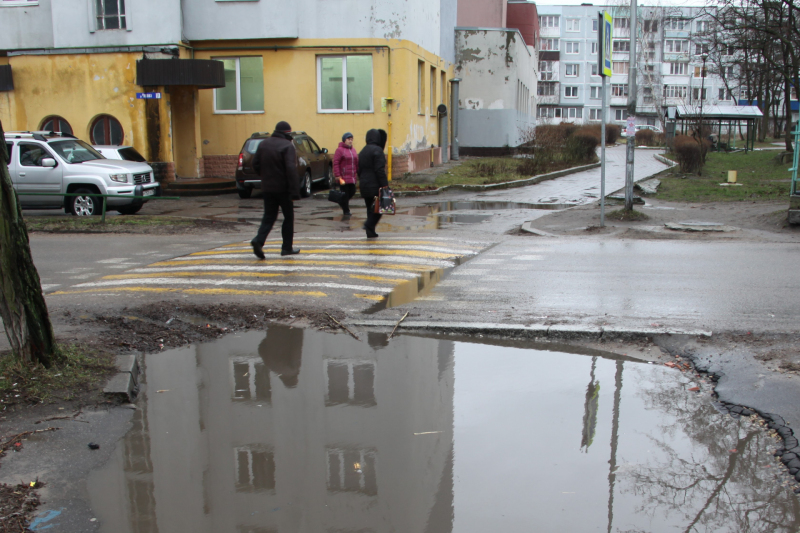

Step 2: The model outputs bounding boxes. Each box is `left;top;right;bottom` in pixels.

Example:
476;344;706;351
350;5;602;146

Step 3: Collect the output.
88;326;798;532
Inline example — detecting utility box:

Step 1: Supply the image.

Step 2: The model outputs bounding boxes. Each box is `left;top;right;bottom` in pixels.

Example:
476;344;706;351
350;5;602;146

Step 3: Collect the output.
727;171;737;183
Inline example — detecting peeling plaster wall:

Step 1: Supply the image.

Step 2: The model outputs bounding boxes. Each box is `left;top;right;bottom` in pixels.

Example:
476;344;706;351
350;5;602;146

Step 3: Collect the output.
455;29;536;147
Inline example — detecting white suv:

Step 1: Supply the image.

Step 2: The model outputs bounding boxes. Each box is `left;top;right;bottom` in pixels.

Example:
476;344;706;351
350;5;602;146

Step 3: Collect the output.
4;131;159;216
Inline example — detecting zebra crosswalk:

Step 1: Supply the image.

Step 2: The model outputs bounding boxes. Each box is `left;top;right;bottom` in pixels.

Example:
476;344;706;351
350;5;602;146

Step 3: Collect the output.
50;236;492;307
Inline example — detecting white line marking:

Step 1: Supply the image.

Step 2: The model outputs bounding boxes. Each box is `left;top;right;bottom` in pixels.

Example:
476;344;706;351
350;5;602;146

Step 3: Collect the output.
220;244;478;255
451;269;488;276
73;278;391;293
41;284;60;291
128;265;419;278
171;253;455;268
96;258;131;264
512;255;544;260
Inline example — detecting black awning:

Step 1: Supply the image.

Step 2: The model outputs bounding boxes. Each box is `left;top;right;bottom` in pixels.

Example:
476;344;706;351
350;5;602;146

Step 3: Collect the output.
136;59;225;89
0;65;13;92
539;51;559;61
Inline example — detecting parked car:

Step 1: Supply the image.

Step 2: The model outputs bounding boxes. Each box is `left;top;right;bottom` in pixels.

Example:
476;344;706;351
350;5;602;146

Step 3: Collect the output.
621;124;664;138
235;131;333;199
93;145;147;163
4;131;159;216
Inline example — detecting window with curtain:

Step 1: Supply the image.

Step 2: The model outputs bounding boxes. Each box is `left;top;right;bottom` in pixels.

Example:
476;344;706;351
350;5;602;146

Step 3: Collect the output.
318;55;373;113
213;57;264;113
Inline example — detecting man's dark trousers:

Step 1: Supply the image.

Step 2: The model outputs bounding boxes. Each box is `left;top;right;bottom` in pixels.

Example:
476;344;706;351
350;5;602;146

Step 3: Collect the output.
253;192;294;251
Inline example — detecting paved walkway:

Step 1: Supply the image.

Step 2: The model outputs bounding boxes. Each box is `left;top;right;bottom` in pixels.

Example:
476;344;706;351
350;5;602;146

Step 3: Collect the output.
473;145;671;205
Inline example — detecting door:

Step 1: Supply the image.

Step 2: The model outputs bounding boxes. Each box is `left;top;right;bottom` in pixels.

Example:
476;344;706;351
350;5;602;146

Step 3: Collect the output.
293;136;311;179
17;143;64;207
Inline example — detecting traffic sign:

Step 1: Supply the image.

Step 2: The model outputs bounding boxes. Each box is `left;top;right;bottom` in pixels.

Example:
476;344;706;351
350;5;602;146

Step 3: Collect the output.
136;92;162;99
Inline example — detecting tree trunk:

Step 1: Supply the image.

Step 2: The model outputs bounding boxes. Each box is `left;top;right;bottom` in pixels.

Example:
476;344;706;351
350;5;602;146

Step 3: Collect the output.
0;120;59;367
786;77;794;152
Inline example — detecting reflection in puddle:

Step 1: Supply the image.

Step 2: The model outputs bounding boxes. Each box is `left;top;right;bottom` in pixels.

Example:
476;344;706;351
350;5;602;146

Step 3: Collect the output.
427;200;577;211
89;327;800;533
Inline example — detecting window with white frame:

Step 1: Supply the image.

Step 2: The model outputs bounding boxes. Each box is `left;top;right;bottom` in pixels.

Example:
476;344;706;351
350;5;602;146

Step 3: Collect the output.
590;86;601;99
692;87;707;100
565;107;583;119
644;64;655;72
665;40;688;53
540;38;559;51
537;107;562;118
325;360;376;407
615;109;628;121
643;86;653;103
234;446;275;493
538;82;557;96
539;15;560;28
591;42;598;54
318;55;373;113
214;57;264;113
565;64;579;77
565;42;580;54
725;65;735;77
611;84;628;97
231;359;270;401
589;108;603;120
95;0;126;30
566;18;580;31
614;18;629;29
669;62;687;75
722;45;735;56
591;64;599;76
719;88;732;100
663;85;688;98
644;19;658;32
539;61;555;81
696;20;709;32
612;62;629;75
665;18;688;30
613;40;630;53
695;43;710;55
592;19;598;32
565;86;578;98
326;447;377;496
694;66;707;78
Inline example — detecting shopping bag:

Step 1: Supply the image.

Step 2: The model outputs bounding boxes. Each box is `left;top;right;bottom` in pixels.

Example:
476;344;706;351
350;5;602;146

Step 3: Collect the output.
373;186;396;215
328;187;347;204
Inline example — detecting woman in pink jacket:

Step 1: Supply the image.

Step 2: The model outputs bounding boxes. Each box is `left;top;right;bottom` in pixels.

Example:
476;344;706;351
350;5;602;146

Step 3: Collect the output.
333;132;358;215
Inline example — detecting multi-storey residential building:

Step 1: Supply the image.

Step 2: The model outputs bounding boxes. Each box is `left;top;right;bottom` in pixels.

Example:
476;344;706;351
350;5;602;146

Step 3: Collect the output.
0;0;457;181
533;5;739;130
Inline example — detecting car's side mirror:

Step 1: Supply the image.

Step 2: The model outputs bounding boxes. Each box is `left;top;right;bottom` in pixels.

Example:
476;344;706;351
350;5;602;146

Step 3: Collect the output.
322;148;328;154
41;158;56;168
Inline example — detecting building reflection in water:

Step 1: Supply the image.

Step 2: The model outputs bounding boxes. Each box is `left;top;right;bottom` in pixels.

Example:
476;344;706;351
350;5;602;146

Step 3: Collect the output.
89;325;455;532
87;329;800;533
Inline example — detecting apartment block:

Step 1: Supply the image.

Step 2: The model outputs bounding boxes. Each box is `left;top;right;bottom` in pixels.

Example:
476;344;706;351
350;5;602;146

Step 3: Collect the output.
534;5;738;130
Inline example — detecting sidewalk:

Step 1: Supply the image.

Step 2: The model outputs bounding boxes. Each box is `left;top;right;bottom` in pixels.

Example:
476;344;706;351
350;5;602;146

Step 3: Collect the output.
471;144;671;205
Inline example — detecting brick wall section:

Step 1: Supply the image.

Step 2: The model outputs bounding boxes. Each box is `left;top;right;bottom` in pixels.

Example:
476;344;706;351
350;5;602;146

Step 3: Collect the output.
391;148;442;176
149;162;176;184
200;155;238;178
391;154;409;177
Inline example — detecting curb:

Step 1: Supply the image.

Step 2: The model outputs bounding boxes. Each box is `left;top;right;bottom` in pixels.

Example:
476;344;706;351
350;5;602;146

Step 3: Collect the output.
311;162;602;200
346;319;711;341
103;354;140;403
653;153;677;167
520;221;556;236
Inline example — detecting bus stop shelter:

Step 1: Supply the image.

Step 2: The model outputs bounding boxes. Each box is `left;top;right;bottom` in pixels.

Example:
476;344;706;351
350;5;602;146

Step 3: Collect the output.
666;105;763;153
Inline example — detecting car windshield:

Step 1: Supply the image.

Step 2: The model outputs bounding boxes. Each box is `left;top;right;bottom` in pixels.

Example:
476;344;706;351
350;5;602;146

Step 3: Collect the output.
118;147;146;162
245;139;264;154
49;140;105;163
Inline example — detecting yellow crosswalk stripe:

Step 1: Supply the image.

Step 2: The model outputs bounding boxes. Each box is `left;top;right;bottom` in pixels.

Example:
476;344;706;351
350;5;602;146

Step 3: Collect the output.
51;287;327;297
190;248;458;259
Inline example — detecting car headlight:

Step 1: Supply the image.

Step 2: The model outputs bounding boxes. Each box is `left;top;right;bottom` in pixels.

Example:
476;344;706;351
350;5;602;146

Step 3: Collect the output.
109;173;128;183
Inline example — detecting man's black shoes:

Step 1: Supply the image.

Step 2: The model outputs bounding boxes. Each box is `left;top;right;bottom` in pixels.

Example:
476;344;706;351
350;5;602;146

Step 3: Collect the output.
251;241;266;260
281;247;301;256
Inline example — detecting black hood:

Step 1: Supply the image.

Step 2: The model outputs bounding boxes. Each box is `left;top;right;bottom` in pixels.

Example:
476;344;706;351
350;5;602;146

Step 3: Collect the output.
365;129;387;149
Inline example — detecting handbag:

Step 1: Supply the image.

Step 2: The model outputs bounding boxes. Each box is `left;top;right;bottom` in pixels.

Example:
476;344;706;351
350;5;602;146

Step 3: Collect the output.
328;184;347;204
373;186;396;215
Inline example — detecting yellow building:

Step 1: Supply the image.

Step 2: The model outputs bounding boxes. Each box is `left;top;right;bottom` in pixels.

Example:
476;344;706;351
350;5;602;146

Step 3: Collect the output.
1;1;455;183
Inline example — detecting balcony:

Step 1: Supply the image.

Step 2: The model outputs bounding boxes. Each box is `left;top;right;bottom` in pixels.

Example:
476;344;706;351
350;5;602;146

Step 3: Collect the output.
538;94;560;105
664;30;690;39
663;52;690;62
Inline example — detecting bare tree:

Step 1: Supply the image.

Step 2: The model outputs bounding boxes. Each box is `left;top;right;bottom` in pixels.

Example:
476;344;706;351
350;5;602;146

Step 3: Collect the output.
0;120;59;367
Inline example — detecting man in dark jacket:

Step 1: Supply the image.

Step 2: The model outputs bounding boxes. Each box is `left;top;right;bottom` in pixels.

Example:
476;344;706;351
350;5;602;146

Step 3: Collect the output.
358;129;388;238
251;121;301;258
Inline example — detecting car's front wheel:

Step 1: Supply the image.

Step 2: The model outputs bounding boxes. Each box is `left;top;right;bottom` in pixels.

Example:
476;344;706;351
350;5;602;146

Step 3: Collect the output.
71;188;98;216
327;165;337;189
300;170;312;198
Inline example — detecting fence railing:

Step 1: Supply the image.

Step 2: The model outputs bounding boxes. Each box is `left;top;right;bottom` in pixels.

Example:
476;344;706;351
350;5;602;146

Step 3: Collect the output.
16;192;180;223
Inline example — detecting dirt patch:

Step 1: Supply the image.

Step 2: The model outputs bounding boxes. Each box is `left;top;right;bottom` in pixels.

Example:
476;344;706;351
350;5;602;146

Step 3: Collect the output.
0;482;42;533
26;217;249;235
527;198;800;241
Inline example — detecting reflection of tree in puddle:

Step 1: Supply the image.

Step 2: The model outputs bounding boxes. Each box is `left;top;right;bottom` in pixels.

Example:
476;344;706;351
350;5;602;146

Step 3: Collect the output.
581;356;600;453
618;367;800;532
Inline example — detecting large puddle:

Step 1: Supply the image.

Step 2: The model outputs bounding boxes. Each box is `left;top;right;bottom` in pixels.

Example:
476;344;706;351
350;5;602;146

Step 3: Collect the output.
88;327;799;532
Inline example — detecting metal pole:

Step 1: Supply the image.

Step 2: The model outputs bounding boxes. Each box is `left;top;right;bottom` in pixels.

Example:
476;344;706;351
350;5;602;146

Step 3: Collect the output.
601;75;607;227
450;78;461;160
624;0;638;211
439;105;449;164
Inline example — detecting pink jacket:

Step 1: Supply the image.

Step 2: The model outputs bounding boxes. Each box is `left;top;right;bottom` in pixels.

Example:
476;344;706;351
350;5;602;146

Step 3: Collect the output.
333;142;358;184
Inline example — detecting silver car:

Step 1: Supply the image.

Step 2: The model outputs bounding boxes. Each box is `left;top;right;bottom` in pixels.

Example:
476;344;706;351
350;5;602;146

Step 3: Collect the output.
4;131;159;216
93;145;147;163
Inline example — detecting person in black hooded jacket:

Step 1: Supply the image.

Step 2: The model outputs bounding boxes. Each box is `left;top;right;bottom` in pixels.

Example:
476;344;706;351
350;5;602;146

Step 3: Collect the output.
358;128;388;238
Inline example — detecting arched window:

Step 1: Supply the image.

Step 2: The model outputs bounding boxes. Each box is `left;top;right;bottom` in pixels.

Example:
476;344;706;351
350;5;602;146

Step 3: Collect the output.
90;115;124;145
40;116;73;135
